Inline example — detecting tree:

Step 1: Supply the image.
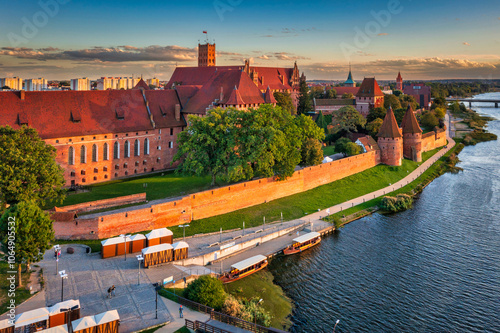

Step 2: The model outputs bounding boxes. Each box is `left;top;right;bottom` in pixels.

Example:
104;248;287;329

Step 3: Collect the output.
148;84;157;90
334;138;351;157
366;107;386;123
325;88;337;99
400;94;418;110
0;126;65;211
384;94;402;110
434;107;446;120
58;81;70;87
184;275;227;311
366;118;384;138
393;90;403;97
329;106;366;136
393;108;406;124
345;142;362;156
0;201;54;287
273;92;296;115
342;93;354;99
421;112;439;130
300;138;324;166
315;111;328;134
297;79;312;115
1;86;11;90
309;86;324;100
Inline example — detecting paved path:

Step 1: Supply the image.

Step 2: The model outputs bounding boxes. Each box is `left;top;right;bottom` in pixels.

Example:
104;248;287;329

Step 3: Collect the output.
156;297;209;333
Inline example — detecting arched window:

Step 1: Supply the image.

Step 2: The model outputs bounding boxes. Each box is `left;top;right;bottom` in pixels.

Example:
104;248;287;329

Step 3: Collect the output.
92;144;98;162
124;140;130;158
68;146;74;165
103;143;109;161
114;142;120;159
134;139;140;157
80;146;87;164
144;138;150;155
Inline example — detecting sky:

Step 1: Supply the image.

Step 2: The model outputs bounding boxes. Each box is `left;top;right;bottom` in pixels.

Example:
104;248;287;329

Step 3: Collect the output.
1;0;500;81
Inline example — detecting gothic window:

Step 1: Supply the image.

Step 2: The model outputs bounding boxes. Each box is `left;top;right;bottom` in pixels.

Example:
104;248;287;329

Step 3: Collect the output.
144;138;150;155
114;142;120;159
103;143;109;161
80;146;87;164
124;140;130;158
134;139;140;157
68;146;74;165
92;144;98;162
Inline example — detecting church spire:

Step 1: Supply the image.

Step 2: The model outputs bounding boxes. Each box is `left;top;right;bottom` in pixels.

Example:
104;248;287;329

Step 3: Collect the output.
344;62;355;87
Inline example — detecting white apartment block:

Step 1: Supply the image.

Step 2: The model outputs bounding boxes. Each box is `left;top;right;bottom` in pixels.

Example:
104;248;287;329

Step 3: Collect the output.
0;77;23;90
147;78;160;87
70;78;91;91
96;77;140;90
25;78;48;91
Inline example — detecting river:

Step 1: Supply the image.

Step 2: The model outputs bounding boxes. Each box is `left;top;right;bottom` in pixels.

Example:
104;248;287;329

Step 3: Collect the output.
269;93;500;332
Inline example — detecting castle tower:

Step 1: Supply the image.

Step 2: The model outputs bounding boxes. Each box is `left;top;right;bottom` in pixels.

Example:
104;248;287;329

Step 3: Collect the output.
396;71;403;91
344;63;356;87
377;106;403;166
198;42;216;67
401;104;423;162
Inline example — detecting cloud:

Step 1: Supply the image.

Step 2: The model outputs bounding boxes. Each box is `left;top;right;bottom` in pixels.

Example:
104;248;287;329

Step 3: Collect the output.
378;33;389;36
38;47;61;52
273;52;310;61
356;51;374;57
262;35;275;38
217;51;242;56
463;42;471;46
258;55;270;60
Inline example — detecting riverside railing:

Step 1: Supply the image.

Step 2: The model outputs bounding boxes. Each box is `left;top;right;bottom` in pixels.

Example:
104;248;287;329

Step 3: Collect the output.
185;319;233;333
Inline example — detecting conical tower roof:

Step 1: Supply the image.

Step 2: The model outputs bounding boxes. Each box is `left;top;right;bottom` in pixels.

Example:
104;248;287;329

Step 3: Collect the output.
225;86;245;105
401;104;422;134
345;63;355;84
378;106;402;138
264;86;277;104
397;71;402;81
133;78;150;90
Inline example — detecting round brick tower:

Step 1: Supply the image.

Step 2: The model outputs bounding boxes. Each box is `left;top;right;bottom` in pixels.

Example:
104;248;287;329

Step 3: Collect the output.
401;104;423;162
377;106;403;166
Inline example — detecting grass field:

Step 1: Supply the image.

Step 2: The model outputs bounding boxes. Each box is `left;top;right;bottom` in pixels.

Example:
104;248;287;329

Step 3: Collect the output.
224;270;292;330
322;145;336;156
0;262;33;315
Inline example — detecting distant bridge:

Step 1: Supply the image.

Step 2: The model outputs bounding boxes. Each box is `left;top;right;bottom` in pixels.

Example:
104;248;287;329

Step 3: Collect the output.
446;98;499;108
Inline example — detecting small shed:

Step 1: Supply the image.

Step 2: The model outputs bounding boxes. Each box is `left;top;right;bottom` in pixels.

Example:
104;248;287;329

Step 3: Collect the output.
38;324;69;333
94;310;120;333
48;299;80;327
71;316;97;333
129;234;147;253
146;228;173;247
141;243;173;268
0;319;14;333
172;241;189;261
101;236;131;259
14;307;50;332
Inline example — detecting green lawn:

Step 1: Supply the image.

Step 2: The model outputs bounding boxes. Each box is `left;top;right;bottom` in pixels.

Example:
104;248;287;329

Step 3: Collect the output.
224;270;292;330
53;170;212;208
0;262;33;315
322;145;336;156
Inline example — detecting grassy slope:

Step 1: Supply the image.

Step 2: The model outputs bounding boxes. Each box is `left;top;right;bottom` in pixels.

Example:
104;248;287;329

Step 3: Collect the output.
322;145;336;156
0;262;33;315
224;270;292;330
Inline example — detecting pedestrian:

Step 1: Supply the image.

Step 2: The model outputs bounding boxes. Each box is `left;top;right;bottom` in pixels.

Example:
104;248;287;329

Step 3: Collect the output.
107;287;112;299
179;305;183;318
111;285;116;297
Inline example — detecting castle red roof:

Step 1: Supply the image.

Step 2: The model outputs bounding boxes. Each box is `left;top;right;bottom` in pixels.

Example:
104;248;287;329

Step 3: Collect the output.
225;86;245;105
401;105;422;134
264;86;277;104
0;90;184;139
378;107;402;138
144;90;185;128
356;78;384;97
133;78;150;90
397;72;403;81
330;87;359;96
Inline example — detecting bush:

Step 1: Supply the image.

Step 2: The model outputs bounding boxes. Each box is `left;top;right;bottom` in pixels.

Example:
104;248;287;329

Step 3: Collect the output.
222;294;243;317
184;275;227;311
380;194;413;212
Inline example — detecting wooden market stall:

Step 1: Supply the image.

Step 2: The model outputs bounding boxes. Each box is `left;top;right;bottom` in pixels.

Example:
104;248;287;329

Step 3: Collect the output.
38;324;69;333
94;310;120;333
141;243;173;268
172;241;189;261
71;316;96;333
101;236;131;259
0;320;14;333
145;228;173;247
48;299;80;328
14;307;50;333
129;234;147;253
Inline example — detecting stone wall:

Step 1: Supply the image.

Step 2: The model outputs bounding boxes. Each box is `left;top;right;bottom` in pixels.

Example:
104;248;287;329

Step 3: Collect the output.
56;193;146;214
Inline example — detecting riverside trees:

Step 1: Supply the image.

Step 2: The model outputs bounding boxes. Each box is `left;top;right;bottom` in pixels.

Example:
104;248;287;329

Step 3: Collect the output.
173;105;325;186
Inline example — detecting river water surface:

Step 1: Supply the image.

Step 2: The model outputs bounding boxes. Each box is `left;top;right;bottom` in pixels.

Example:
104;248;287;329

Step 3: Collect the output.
269;93;500;332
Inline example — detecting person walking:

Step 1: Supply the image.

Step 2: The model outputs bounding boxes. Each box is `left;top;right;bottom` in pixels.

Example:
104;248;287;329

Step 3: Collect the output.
179;305;183;318
107;287;112;299
111;285;116;297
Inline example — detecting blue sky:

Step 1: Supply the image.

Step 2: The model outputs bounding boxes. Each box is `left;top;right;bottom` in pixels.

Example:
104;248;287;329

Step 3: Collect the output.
1;0;499;80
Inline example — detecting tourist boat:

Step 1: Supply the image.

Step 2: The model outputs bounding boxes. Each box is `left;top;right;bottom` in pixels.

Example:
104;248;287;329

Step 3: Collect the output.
219;255;268;284
283;231;321;255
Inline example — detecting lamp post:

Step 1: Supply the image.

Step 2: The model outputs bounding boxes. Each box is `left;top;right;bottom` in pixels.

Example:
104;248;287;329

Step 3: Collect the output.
254;298;263;329
59;270;68;302
136;255;144;285
243;221;245;236
54;245;61;275
333;319;340;332
119;234;130;261
153;283;162;319
178;224;190;242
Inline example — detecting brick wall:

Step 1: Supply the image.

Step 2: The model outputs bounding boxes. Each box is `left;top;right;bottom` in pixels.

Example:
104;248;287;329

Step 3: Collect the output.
56;193;146;214
63;150;381;240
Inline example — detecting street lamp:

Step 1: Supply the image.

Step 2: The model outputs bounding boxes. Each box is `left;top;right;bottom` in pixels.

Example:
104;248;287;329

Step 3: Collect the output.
136;255;144;285
54;245;61;275
333;319;340;332
254;298;263;329
59;270;68;302
119;234;131;261
178;224;190;241
153;283;162;319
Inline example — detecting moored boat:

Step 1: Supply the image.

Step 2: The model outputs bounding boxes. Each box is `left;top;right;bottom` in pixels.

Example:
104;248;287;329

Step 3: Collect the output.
283;231;321;255
219;255;268;284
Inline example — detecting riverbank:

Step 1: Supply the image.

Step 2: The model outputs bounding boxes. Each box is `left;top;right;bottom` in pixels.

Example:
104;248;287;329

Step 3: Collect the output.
450;101;498;145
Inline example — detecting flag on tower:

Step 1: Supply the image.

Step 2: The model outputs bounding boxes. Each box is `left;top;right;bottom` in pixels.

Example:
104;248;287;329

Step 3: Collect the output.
203;31;207;34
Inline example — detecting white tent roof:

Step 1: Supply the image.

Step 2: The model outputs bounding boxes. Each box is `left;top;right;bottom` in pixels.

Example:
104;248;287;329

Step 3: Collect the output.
39;324;69;333
15;307;49;328
141;243;173;255
323;156;333;163
129;234;146;241
94;310;120;325
48;299;80;315
101;236;131;246
172;241;189;250
231;255;267;271
293;231;321;244
72;316;97;331
146;228;173;240
0;319;13;329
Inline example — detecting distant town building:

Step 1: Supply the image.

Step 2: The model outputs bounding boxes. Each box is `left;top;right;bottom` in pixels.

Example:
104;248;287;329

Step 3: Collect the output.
147;78;160;87
344;64;356;87
355;78;384;117
70;78;91;91
96;77;141;90
403;83;432;110
396;71;403;91
313;98;355;114
25;78;48;91
0;77;23;90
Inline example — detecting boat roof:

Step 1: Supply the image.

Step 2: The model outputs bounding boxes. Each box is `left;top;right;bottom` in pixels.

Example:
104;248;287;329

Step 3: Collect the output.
94;310;120;325
15;307;49;328
141;243;173;255
39;324;69;333
146;227;173;239
231;255;267;271
293;232;321;244
48;299;80;314
172;241;189;250
72;316;97;331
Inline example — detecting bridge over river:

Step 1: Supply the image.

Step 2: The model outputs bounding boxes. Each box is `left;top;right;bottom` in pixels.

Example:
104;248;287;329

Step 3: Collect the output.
446;97;499;108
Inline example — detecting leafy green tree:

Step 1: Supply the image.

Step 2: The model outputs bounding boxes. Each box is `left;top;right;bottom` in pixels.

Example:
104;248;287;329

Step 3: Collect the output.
366;118;384;138
400;94;418;110
309;86;324;100
148;84;157;90
434;107;446;120
329;106;366;136
0;201;54;287
393;90;403;97
366;107;386;123
184;275;227;311
297;79;312;115
334;138;351;157
394;108;406;124
58;81;70;87
345;142;362;156
342;93;354;99
421;112;439;130
325;88;337;99
384;94;402;110
300;138;324;166
315;111;328;134
432;96;447;109
0;126;65;211
1;86;11;90
273;92;296;115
